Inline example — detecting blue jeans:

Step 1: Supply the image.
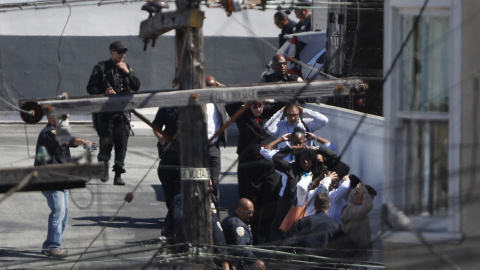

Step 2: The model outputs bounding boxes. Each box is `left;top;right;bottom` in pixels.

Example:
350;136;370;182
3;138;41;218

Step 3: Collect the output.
41;190;69;250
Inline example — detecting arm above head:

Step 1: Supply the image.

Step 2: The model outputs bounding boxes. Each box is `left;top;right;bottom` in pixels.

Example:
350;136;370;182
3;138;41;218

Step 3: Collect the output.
272;146;293;173
225;102;244;117
259;147;277;161
347;186;373;220
301;107;329;132
264;133;290;150
316;145;340;163
263;108;284;138
329;178;350;202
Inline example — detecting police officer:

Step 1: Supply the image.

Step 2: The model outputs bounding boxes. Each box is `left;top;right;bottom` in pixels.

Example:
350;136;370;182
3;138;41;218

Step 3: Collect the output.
259;54;303;83
222;198;266;270
86;41;141;185
274;11;297;48
35;115;96;258
171;180;230;269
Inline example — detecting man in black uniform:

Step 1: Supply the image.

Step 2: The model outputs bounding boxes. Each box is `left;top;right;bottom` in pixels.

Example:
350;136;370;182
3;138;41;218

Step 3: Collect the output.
86;41;141;185
294;0;312;33
259;54;303;83
222;198;266;270
152;107;181;236
274;11;297;48
153;76;227;205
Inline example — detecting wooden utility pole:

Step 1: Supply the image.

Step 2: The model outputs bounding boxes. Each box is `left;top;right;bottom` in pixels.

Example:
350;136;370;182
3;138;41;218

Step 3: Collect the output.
139;1;213;267
176;25;213;268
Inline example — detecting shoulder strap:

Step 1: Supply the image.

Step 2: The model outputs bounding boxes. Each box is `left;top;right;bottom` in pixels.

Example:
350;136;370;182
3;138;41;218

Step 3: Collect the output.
300;118;309;133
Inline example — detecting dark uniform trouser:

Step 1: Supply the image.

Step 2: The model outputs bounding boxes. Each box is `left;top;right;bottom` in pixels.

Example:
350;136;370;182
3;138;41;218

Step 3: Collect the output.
158;151;181;210
270;194;292;242
238;157;279;243
97;114;130;174
209;145;221;198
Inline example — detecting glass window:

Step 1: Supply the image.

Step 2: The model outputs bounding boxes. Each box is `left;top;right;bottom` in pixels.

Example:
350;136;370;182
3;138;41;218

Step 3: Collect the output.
397;13;450;216
400;15;450;112
400;120;449;216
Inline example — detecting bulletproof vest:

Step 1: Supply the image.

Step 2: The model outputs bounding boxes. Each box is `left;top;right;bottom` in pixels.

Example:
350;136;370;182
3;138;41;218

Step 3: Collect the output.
103;62;132;94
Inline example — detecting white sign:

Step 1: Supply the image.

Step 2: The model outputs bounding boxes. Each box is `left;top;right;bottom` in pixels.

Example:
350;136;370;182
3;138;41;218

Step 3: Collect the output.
180;167;210;180
211;89;257;103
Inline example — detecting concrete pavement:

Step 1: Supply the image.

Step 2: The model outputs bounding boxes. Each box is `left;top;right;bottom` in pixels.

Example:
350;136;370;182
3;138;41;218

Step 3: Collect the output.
0;122;240;270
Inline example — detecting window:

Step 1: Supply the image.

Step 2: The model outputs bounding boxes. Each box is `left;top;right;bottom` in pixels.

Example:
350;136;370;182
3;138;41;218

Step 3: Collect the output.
384;0;461;233
399;13;450;217
400;14;450;113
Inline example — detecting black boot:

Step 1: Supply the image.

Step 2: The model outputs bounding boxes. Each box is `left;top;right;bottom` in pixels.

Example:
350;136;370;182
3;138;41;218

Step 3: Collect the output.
100;161;109;182
113;173;125;186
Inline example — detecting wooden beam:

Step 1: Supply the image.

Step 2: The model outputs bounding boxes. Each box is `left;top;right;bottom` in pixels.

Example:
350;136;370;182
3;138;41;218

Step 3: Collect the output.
0;163;104;193
176;25;213;268
19;79;364;117
139;9;204;39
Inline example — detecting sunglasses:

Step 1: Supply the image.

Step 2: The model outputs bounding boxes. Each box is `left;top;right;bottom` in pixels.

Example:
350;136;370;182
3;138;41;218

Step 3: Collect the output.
252;104;263;109
112;50;126;54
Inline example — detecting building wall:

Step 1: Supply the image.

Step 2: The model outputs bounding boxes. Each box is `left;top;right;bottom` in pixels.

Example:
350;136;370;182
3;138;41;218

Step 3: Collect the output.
0;2;280;110
306;103;384;235
382;1;480;269
0;35;276;108
460;0;480;242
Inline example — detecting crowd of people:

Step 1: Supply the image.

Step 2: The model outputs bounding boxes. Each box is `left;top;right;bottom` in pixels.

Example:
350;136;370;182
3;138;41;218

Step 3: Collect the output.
153;88;377;269
34;36;377;270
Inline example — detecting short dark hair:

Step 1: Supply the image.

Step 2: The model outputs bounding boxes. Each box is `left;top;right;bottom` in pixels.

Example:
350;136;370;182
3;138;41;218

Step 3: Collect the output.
349;174;361;189
291;127;305;138
366;185;377;198
284;103;300;112
332;161;350;180
314;193;329;211
274;11;288;20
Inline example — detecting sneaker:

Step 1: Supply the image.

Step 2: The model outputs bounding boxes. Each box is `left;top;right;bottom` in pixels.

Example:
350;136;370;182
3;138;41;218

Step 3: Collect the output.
100;162;109;182
42;248;68;259
113;175;125;186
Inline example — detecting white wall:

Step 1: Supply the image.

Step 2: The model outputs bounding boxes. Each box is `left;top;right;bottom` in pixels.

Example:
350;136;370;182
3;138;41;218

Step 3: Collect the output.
307;103;384;231
0;2;282;110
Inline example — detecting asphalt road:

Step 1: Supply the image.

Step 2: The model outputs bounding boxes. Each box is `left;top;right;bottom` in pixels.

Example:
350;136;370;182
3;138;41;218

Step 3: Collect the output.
0;123;240;270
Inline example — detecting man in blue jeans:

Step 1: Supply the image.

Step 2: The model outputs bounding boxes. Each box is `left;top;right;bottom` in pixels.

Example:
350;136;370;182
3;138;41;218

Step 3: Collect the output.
35;115;95;259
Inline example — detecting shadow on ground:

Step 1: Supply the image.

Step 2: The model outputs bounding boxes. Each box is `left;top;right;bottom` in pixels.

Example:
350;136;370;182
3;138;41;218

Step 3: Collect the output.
72;216;164;229
0;248;45;260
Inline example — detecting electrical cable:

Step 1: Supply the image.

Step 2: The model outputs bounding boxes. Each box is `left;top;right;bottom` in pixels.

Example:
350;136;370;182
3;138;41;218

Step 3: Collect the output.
339;0;430;158
69;155;160;270
55;1;72;96
5;0;480;269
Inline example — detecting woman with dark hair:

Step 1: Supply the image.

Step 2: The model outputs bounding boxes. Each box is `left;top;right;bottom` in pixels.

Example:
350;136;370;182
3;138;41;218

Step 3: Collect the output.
270;144;340;240
225;100;285;244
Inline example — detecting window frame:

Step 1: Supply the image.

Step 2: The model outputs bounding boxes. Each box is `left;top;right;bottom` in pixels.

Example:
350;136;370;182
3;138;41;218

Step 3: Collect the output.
384;0;462;235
